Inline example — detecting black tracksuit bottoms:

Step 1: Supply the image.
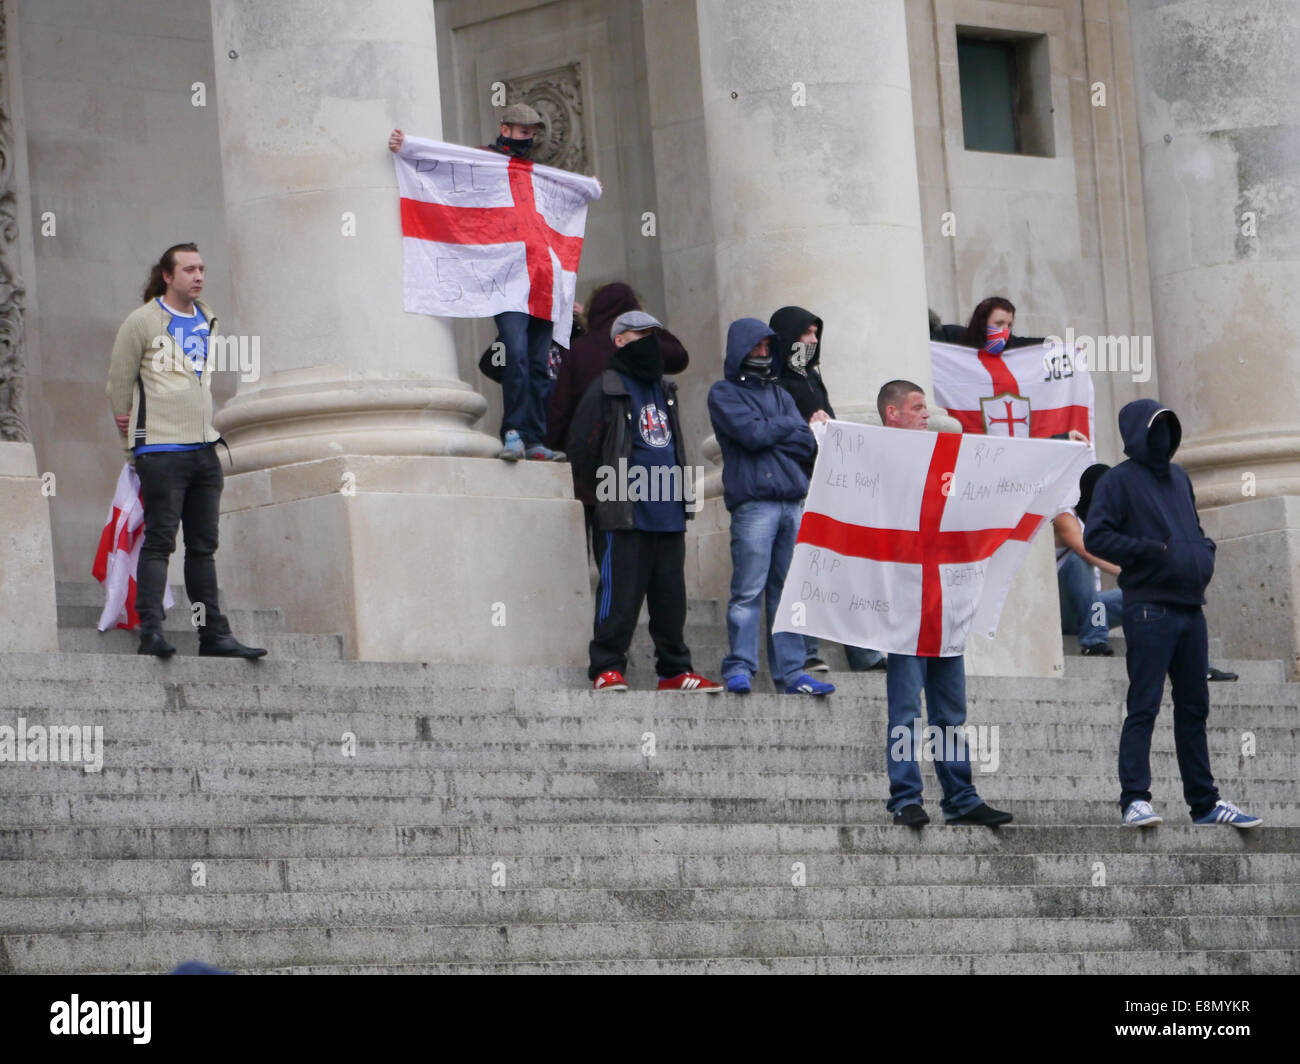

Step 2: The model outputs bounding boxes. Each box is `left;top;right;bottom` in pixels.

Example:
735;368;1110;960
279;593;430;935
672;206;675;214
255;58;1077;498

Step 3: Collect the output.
589;528;692;680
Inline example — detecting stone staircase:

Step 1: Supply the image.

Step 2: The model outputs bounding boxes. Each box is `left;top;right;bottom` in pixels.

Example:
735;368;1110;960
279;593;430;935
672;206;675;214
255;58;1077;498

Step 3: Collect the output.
0;585;1295;973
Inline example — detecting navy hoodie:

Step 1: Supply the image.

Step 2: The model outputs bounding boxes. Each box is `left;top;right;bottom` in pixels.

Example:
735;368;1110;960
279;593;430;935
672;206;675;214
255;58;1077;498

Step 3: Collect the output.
707;318;817;512
1083;399;1215;607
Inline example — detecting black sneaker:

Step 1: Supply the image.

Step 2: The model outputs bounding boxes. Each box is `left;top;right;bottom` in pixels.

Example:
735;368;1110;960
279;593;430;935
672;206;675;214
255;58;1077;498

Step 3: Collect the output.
803;657;830;673
893;804;929;827
947;802;1013;826
1080;643;1114;656
1207;666;1238;682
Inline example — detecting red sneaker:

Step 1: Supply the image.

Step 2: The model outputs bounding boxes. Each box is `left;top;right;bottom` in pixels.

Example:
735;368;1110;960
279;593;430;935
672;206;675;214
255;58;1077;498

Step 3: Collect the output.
593;670;628;692
657;672;723;693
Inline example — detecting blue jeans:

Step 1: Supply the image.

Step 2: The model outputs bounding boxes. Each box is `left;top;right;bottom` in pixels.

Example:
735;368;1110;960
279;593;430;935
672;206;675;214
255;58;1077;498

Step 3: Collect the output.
722;500;807;687
494;311;553;445
804;634;884;670
1058;553;1122;648
885;653;982;818
1119;601;1219;818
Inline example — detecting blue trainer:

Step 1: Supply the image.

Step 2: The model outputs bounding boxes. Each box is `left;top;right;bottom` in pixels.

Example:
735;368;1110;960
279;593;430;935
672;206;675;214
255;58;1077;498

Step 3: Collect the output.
498;429;525;461
725;673;751;694
1193;800;1262;828
785;673;834;696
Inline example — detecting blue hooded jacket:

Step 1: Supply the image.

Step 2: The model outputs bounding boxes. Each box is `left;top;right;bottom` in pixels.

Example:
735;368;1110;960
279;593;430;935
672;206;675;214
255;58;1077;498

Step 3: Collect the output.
707;318;817;512
1083;398;1215;607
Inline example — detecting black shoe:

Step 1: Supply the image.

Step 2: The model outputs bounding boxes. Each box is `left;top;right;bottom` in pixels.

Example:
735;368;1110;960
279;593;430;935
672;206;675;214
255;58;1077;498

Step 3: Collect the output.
1080;643;1114;656
199;633;268;659
1207;666;1238;682
947;802;1014;826
892;804;930;827
803;657;830;673
137;631;176;657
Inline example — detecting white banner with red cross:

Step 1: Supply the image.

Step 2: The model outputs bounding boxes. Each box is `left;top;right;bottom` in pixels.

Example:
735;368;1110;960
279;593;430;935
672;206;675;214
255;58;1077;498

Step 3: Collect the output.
91;464;176;631
773;422;1093;656
930;340;1095;442
394;136;601;347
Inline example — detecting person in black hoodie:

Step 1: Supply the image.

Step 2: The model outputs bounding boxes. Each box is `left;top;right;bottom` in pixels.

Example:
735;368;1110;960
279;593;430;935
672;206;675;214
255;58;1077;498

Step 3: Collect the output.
566;311;721;694
1084;399;1261;829
768;305;885;675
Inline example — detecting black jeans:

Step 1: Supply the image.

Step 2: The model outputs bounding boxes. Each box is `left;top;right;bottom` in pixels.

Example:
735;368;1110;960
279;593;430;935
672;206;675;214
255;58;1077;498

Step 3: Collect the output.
1119;600;1219;817
134;446;228;639
589;529;692;680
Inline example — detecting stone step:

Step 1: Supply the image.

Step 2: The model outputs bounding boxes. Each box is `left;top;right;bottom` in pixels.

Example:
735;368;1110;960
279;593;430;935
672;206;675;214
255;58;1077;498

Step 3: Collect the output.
5;823;1292;859
6;851;1297;896
3;792;1296;827
13;736;1291;775
4;883;1296;936
56;604;287;634
2;763;1295;804
6;915;1297;973
56;582;190;608
55;629;344;660
260;949;1300;975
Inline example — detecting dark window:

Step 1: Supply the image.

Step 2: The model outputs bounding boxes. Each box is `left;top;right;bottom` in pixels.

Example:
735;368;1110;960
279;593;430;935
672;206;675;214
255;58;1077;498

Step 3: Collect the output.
956;31;1055;158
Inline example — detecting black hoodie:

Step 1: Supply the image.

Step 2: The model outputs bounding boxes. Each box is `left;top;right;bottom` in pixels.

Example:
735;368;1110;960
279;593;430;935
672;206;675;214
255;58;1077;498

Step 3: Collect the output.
1083;399;1215;607
769;306;834;421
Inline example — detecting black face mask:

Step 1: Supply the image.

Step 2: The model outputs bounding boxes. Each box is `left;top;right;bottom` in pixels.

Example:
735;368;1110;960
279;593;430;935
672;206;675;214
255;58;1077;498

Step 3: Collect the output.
1144;417;1173;476
612;334;663;383
742;354;773;379
496;134;533;156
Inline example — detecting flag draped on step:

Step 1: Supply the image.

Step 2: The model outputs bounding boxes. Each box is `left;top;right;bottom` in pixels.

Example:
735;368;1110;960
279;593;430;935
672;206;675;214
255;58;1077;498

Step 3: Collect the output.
773;422;1093;656
393;136;602;347
930;340;1095;441
91;464;174;631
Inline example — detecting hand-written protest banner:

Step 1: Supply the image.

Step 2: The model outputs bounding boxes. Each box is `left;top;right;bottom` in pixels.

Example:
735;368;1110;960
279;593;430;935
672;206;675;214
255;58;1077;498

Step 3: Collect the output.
772;422;1093;657
394;136;602;346
930;340;1095;443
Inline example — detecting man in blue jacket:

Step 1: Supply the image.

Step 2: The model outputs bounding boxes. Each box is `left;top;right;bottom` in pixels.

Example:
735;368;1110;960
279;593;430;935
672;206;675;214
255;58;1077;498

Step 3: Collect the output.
708;318;834;696
1084;399;1261;828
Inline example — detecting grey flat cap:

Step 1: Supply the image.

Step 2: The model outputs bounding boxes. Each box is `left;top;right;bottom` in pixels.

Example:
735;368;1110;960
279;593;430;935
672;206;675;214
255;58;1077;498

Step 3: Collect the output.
500;102;544;128
610;310;663;341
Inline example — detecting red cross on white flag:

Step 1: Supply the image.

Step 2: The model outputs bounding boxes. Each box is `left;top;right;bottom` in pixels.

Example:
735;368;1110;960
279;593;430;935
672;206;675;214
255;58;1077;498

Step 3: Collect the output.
394;136;602;346
773;422;1093;656
931;340;1094;441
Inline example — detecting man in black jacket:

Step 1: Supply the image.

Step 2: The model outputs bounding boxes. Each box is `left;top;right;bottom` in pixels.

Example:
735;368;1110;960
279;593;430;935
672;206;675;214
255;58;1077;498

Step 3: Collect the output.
567;311;721;694
769;305;885;675
1085;399;1261;829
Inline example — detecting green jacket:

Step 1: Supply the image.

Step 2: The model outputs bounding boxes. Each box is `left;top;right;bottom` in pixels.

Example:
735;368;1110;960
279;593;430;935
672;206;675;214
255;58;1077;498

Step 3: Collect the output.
106;298;219;459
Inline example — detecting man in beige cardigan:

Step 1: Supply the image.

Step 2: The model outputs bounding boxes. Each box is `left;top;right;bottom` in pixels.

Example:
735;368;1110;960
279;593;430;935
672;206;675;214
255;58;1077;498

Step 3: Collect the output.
107;242;265;658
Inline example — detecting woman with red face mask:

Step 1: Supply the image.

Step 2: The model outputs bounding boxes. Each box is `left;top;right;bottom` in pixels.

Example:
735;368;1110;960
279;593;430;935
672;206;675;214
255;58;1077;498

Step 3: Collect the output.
930;296;1045;354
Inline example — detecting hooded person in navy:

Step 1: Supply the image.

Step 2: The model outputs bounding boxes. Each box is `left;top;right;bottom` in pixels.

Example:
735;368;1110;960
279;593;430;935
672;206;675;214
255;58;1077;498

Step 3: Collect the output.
1085;399;1261;828
707;318;833;696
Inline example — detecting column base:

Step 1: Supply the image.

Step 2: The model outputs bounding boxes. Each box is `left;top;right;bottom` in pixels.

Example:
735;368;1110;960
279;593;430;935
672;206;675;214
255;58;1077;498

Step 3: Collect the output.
1199;496;1300;681
0;443;59;652
216;455;591;664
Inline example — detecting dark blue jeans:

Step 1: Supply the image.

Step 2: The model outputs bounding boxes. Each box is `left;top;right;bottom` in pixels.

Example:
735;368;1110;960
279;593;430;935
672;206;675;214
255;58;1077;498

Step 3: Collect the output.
1119;601;1219;817
885;653;982;818
494;311;553;445
1058;552;1122;648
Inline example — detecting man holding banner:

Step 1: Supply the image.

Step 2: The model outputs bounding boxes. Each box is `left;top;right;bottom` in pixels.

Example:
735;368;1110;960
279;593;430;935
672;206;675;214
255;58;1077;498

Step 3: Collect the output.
389;105;602;461
774;381;1093;826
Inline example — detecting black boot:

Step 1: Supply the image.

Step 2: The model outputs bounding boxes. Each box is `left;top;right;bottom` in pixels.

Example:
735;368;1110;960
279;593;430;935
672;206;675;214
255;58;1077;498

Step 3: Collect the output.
199;632;268;659
137;630;177;657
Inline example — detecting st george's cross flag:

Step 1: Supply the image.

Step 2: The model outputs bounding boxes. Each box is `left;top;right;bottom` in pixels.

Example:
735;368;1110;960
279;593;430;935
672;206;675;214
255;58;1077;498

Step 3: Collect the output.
773;422;1092;657
394;136;602;347
91;464;175;631
930;340;1095;442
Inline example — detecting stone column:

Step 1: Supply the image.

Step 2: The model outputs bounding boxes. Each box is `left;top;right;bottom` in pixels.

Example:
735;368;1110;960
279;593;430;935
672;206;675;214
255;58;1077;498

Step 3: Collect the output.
0;0;57;653
206;0;590;664
1129;0;1300;676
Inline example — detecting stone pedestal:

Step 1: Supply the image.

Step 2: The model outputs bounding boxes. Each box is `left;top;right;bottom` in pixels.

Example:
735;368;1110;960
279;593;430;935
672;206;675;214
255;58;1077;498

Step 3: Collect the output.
0;442;58;652
217;456;590;664
1199;497;1300;681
